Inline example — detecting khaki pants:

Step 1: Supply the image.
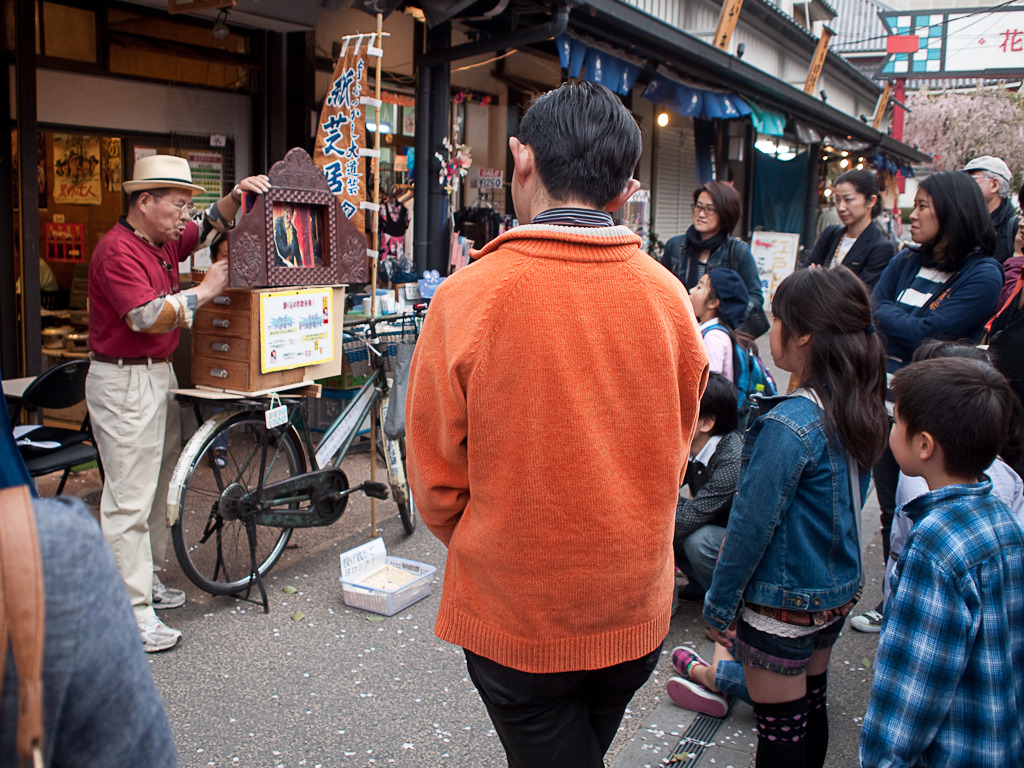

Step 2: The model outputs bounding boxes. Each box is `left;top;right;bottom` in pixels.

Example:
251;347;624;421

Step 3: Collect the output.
86;359;181;622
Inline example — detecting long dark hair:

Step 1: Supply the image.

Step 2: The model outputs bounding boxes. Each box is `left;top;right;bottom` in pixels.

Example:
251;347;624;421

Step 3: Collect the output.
772;268;889;468
918;171;995;269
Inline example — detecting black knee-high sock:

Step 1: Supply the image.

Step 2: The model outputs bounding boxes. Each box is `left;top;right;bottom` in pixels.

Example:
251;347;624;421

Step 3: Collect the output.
805;673;828;768
753;696;809;768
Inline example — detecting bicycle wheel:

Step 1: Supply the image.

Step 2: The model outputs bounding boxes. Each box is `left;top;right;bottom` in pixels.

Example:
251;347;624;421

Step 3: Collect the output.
396;473;417;534
170;411;305;595
377;432;417;535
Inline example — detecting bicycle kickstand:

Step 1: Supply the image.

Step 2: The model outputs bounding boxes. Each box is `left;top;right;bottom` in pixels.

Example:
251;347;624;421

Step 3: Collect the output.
241;511;270;613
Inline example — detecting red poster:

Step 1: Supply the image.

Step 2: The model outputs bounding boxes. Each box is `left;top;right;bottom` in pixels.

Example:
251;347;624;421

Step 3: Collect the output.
45;222;85;262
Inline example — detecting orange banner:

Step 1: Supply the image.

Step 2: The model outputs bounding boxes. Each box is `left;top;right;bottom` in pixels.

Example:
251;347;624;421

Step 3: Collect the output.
314;45;368;233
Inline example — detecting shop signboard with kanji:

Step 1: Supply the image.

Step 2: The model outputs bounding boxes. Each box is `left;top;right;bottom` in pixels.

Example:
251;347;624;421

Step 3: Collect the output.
877;7;1024;78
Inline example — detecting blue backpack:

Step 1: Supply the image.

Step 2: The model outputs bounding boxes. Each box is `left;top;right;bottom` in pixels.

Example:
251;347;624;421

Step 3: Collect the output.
700;323;778;425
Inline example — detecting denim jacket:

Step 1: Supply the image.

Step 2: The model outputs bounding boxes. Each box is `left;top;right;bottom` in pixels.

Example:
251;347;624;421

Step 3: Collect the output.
703;392;868;632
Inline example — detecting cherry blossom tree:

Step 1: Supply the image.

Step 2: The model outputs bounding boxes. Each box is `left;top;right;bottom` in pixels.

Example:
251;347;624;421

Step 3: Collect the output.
903;87;1024;184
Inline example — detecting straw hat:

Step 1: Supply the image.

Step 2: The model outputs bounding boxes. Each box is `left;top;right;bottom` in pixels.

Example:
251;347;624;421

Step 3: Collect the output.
123;154;206;195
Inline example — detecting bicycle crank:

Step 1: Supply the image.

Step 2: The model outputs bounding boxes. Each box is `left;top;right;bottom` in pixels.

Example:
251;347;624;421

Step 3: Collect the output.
227;469;391;528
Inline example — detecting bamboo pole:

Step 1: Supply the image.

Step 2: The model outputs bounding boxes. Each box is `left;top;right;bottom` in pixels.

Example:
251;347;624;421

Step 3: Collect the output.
369;12;383;536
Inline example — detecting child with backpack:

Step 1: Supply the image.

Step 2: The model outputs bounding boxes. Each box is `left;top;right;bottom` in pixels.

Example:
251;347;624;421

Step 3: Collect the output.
689;268;748;381
690;268;777;423
703;268;890;768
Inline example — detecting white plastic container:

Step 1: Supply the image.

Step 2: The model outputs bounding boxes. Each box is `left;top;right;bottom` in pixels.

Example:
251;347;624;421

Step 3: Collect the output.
339;537;436;616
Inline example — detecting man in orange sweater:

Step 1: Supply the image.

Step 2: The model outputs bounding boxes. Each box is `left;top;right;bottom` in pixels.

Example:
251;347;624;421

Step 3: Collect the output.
405;81;708;768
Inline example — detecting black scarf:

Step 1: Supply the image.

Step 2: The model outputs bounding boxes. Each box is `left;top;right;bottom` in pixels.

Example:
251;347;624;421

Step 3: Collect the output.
684;225;728;255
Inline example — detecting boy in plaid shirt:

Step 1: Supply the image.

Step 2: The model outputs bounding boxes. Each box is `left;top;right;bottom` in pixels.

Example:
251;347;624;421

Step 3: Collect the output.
860;357;1024;767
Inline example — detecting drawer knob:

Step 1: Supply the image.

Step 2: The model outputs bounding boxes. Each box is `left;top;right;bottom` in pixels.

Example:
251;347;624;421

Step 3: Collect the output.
212;342;230;353
210;368;229;378
212;296;232;306
212;318;231;329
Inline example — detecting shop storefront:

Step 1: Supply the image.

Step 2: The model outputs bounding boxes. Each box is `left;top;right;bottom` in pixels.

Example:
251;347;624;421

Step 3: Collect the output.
5;0;929;379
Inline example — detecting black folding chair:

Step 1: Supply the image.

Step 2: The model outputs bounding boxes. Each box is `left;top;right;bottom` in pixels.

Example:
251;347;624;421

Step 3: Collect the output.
9;360;103;495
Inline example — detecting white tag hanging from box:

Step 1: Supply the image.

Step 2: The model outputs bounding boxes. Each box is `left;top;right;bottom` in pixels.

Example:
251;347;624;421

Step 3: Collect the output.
339;537;436;616
265;393;288;429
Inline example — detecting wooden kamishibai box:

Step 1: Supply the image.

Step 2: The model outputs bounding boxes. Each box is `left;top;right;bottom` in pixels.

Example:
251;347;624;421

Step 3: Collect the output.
192;148;365;393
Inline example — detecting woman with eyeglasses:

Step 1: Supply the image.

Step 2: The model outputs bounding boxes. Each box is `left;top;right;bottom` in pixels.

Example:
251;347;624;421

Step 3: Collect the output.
661;181;769;342
802;169;895;289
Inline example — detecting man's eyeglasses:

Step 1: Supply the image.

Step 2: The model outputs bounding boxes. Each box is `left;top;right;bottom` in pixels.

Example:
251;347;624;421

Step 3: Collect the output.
691;202;717;216
160;197;198;220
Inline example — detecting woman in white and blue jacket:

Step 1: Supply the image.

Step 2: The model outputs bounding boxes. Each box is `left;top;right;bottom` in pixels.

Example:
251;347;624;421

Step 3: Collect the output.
850;170;1004;634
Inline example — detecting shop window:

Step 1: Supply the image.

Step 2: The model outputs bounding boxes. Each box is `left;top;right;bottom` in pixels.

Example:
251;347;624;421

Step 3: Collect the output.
40;2;96;63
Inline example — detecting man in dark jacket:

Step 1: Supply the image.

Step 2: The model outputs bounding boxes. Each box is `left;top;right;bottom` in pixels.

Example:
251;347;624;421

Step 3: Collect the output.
962;155;1018;263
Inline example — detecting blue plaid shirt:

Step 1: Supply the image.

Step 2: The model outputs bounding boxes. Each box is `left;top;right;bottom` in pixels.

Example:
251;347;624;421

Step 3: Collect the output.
860;479;1024;767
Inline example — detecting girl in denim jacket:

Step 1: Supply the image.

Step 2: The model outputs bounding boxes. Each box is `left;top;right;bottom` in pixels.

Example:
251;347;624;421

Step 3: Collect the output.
702;268;889;768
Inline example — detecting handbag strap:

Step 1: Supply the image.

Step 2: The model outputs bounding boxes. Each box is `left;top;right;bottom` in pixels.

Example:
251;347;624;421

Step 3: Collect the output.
0;485;45;766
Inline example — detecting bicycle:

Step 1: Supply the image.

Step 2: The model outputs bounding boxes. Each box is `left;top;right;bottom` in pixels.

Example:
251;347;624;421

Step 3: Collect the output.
166;309;422;612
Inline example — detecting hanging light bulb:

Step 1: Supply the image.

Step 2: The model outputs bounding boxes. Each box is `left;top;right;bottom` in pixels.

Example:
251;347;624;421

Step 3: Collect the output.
840;158;850;168
657;112;669;127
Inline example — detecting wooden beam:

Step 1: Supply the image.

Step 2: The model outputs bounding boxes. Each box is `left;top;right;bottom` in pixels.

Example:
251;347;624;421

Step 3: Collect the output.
803;25;833;95
872;80;893;129
168;0;235;14
713;0;745;51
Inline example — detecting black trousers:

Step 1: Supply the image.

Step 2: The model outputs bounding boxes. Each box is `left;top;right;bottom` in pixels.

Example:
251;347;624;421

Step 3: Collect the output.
872;442;900;564
464;644;663;768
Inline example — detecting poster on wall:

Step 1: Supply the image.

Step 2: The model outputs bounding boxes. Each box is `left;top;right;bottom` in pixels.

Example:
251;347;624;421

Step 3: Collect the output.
313;37;369;233
100;137;122;192
52;134;102;205
749;231;801;309
187;151;223;210
45;222;85;262
259;288;334;373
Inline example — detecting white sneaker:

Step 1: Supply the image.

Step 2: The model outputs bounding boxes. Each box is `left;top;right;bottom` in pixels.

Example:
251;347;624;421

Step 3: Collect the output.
153;577;186;610
138;616;182;653
850;609;883;633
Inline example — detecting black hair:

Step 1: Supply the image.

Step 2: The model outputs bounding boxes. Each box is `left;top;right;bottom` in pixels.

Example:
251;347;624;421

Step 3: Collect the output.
918;171;996;268
516;81;641;209
699;372;739;436
834;169;882;218
910;338;990;364
210;231;229;262
771;268;889;468
693;181;741;235
891;357;1012;479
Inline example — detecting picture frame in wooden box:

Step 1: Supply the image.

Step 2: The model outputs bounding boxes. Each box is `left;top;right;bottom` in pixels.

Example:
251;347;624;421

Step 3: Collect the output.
228;147;367;288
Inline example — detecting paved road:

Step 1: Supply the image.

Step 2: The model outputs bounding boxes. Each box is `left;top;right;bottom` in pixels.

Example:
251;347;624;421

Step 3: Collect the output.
46;457;882;768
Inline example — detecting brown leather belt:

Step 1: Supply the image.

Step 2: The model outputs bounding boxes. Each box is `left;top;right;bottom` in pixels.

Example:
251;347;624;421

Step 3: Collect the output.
90;353;173;366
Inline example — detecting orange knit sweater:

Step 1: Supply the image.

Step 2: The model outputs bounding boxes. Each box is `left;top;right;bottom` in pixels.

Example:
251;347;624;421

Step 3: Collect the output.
405;223;709;673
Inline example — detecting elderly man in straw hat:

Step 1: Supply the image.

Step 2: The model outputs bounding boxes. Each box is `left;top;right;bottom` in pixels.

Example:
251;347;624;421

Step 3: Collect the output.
87;155;270;652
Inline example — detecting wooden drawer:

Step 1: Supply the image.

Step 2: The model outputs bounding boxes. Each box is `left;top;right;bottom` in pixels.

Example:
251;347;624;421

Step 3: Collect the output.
192;332;251;363
192;306;251;338
192;354;304;392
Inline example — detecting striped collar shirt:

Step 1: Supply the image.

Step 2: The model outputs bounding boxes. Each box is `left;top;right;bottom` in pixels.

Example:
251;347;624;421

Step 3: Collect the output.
531;207;614;228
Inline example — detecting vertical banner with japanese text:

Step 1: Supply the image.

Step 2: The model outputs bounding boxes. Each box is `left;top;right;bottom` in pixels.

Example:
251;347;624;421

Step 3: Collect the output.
314;44;367;233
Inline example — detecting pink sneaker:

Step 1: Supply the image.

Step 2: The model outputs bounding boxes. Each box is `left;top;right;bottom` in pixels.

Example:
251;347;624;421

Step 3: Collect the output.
670;646;710;681
666;677;730;717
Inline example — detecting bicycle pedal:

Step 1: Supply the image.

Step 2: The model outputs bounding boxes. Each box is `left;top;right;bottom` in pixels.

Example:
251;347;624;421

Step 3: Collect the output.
361;481;390;500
